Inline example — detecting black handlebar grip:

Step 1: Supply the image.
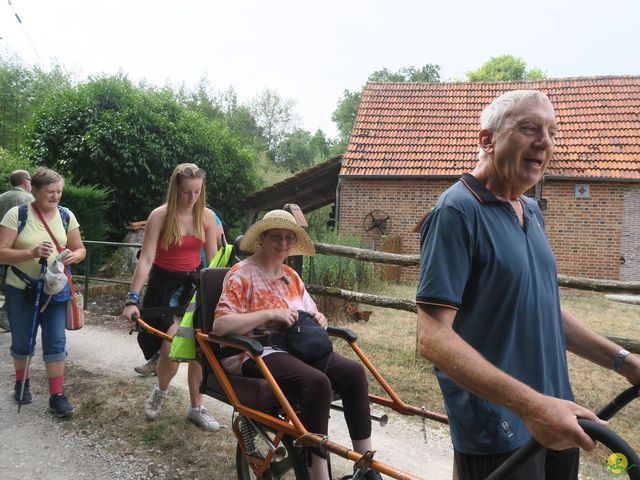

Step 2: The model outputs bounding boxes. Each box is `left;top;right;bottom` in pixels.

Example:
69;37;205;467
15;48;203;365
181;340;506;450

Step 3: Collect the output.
486;419;640;480
578;419;640;480
598;385;640;421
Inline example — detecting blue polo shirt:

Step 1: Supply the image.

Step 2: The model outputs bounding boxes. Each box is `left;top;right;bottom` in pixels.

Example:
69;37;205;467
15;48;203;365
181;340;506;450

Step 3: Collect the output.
416;173;573;454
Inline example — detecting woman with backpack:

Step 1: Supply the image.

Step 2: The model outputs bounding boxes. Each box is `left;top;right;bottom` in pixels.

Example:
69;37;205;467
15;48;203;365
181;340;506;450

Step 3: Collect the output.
122;163;220;431
0;167;86;417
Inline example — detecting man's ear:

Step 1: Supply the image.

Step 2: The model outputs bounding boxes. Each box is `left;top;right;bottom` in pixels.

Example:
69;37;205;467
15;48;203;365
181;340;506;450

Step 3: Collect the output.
479;129;494;154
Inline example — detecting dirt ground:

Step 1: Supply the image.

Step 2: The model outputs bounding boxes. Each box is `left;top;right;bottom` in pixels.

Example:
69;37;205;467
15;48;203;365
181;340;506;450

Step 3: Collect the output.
0;298;454;480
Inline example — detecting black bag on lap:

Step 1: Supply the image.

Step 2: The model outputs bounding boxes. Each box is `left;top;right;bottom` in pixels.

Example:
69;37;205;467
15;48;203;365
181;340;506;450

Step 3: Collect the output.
269;311;333;369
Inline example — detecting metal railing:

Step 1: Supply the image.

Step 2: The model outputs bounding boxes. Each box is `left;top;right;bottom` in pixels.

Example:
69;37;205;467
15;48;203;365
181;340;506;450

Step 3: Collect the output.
75;240;141;309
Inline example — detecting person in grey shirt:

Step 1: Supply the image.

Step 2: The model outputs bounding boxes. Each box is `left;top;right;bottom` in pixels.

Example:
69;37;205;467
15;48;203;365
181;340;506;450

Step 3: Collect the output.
0;169;34;331
0;170;34;221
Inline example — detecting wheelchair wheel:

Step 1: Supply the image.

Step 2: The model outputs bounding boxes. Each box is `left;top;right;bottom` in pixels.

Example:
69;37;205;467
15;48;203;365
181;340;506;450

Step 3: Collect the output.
236;435;309;480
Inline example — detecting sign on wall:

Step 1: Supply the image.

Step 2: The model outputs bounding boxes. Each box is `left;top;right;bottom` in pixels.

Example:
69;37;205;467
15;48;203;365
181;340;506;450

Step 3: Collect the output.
575;184;590;199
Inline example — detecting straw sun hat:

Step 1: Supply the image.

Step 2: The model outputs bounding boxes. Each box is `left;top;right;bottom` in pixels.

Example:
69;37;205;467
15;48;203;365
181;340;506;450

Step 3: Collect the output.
240;210;315;256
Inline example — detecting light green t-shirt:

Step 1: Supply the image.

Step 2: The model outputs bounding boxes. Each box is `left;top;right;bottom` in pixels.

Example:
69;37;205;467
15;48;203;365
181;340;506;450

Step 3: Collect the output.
1;204;80;290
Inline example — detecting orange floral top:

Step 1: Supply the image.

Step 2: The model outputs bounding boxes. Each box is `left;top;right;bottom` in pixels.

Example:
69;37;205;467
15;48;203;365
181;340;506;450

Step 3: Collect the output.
215;259;317;374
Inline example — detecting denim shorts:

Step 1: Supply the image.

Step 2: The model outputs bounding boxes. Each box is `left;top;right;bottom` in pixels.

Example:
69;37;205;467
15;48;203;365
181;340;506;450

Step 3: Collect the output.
5;284;67;362
169;285;184;308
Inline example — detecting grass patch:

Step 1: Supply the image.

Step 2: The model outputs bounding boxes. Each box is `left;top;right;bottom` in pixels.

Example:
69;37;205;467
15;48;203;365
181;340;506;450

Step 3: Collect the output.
63;367;238;479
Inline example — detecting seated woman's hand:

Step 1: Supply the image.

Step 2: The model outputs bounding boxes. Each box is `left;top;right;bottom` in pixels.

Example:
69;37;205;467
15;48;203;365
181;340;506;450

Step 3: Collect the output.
313;312;328;329
268;309;298;328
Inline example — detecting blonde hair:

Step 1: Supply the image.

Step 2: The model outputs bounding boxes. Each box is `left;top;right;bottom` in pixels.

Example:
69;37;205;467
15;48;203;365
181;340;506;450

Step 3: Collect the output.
160;163;206;250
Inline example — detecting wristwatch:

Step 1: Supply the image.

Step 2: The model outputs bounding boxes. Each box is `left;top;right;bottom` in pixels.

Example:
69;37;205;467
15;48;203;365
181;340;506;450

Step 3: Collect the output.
613;349;631;373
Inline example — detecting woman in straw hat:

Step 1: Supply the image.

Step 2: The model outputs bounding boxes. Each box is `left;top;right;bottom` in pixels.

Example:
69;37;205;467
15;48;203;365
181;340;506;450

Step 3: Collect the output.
122;163;219;432
214;209;381;480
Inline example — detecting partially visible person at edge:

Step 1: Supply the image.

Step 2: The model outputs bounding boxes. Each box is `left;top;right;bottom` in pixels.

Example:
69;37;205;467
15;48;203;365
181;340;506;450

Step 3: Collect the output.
0;170;35;331
0;169;34;222
0;167;86;417
214;210;382;480
122;163;220;432
133;206;224;377
416;90;640;480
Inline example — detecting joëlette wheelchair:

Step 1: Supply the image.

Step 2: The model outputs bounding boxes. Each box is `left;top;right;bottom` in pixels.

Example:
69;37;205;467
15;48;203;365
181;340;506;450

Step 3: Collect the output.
195;267;450;480
136;267;640;480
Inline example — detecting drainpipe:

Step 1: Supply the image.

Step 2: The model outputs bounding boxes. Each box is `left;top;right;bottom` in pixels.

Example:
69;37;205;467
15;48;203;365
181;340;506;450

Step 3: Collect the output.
335;177;342;232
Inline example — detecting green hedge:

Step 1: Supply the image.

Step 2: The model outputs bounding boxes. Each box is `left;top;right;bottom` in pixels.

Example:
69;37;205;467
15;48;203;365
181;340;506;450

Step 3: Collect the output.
59;183;111;272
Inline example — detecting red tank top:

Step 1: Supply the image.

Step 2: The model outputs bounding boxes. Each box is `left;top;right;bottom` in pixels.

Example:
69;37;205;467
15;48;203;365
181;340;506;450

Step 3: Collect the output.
153;235;204;272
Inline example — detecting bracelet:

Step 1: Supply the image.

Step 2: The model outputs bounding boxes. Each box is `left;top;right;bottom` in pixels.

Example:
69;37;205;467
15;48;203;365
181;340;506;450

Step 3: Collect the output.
613;349;631;373
124;299;139;307
127;291;140;302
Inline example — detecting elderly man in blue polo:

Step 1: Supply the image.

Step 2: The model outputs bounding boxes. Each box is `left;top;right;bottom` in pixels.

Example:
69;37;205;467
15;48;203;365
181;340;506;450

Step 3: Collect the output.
416;90;640;480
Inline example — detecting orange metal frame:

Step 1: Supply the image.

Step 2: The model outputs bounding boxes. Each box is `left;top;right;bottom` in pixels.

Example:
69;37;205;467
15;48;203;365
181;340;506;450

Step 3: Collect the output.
135;317;448;480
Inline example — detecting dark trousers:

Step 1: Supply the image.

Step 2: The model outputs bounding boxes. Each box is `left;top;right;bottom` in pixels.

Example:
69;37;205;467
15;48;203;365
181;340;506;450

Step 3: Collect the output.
243;351;372;440
454;447;579;480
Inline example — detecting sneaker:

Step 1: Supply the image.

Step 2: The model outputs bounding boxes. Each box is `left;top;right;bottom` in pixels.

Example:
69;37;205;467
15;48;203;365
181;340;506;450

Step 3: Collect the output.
144;385;167;420
134;352;159;376
14;380;32;404
49;394;74;417
187;406;219;432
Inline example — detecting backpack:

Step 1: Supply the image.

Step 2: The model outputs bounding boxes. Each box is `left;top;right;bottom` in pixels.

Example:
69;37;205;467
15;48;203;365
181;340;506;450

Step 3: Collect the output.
17;204;70;235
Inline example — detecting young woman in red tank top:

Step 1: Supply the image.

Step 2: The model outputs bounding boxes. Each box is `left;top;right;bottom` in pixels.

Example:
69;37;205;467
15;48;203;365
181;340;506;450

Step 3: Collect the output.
122;163;220;431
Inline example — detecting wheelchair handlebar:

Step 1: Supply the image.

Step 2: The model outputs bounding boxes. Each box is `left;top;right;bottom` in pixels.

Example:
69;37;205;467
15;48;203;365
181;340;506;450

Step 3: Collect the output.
486;385;640;480
598;384;640;421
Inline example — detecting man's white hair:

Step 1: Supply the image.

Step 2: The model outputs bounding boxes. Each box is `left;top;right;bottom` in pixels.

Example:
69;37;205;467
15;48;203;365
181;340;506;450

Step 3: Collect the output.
480;90;553;131
478;90;554;161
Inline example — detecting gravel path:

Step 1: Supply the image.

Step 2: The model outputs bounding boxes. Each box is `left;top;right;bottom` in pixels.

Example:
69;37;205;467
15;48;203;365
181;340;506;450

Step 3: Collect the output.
0;315;453;479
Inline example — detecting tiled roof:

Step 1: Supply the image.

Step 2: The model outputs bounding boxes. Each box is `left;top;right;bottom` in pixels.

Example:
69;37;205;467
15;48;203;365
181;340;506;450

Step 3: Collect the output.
342;77;640;179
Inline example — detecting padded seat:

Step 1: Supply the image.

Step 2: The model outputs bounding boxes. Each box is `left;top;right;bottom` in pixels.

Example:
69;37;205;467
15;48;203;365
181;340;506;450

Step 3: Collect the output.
199;268;282;412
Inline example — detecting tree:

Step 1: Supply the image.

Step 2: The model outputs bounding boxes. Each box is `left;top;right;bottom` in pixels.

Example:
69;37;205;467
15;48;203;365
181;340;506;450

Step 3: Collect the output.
331;89;362;151
467;55;547;82
23;75;259;239
331;64;441;151
369;65;441;83
250;89;299;161
0;54;71;152
275;128;331;173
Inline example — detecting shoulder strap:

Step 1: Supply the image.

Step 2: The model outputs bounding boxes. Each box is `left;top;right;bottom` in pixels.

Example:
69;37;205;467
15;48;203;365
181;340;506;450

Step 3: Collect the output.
10;265;35;285
57;206;70;232
17;204;28;235
17;204;69;234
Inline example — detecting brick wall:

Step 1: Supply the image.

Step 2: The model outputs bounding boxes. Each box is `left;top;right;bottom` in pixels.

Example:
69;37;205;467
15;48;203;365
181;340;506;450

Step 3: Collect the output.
620;185;640;281
542;181;623;280
338;177;636;282
337;177;455;282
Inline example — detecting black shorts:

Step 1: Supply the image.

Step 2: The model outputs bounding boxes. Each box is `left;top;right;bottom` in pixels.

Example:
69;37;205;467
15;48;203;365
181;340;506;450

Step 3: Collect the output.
453;447;579;480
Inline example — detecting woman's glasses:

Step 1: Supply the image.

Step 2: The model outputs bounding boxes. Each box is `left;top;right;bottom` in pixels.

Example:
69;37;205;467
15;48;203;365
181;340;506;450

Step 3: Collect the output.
265;232;297;244
180;167;206;178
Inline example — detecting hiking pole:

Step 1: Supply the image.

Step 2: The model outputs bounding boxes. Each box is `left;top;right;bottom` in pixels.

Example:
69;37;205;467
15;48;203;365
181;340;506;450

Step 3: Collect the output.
17;257;48;413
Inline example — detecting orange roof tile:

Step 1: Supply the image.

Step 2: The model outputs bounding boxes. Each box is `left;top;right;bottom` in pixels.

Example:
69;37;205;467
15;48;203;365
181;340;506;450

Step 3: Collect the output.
342;77;640;179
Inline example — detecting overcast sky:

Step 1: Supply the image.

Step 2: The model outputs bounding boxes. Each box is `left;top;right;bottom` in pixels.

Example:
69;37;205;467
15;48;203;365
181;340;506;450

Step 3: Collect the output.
1;0;639;137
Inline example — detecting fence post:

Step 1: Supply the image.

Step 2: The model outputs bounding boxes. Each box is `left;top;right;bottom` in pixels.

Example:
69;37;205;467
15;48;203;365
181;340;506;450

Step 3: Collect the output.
379;236;402;281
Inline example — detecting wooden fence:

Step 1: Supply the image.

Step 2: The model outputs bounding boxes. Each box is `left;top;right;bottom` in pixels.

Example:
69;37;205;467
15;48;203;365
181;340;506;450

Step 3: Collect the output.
308;242;640;353
76;239;639;353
